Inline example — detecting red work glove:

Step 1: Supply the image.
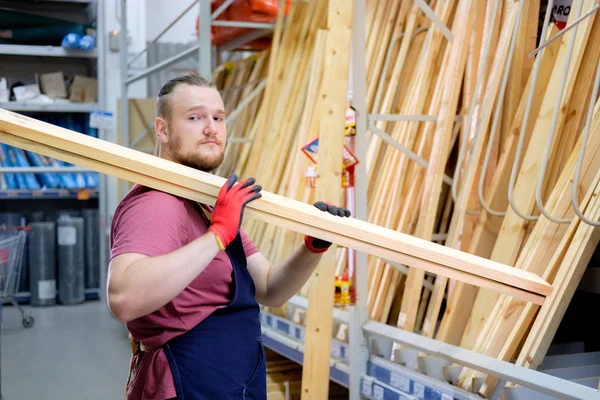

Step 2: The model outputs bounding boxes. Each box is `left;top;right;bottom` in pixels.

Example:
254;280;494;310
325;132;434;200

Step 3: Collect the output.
304;201;351;254
208;174;262;250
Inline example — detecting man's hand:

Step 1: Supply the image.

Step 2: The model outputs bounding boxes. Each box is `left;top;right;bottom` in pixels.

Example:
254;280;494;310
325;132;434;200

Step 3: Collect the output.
209;174;262;250
304;201;351;254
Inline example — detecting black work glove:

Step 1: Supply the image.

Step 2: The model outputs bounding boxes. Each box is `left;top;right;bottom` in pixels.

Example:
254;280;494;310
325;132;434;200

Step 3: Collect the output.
304;201;352;254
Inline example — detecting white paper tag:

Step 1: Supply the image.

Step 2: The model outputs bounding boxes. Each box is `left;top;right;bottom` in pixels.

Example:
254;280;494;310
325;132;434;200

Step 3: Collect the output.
390;371;411;393
361;377;374;396
373;385;384;400
398;312;407;328
413;382;425;399
58;226;77;246
441;394;453;400
422;319;432;336
38;280;56;300
331;341;342;359
90;110;115;130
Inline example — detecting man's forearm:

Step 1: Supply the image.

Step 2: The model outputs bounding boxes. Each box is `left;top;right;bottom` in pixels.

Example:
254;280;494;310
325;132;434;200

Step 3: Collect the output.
108;232;221;322
264;243;325;306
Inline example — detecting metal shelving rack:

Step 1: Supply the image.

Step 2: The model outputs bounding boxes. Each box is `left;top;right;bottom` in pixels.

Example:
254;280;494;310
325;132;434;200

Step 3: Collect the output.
0;0;107;302
117;1;600;399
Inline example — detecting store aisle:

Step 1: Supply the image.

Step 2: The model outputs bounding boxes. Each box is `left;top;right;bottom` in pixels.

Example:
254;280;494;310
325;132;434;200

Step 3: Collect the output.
1;300;131;400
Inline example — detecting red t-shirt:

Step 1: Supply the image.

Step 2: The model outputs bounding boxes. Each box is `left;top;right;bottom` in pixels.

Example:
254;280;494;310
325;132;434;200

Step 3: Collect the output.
109;184;259;399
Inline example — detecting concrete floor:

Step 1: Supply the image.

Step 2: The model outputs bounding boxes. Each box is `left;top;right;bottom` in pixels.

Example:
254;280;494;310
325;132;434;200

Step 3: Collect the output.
1;300;131;400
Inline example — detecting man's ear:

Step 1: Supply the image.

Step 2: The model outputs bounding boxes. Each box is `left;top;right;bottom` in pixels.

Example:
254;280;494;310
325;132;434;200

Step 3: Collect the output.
155;117;169;146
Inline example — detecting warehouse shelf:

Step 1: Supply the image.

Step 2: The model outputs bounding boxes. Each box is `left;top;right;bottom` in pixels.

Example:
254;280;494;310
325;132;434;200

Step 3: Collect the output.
0;102;98;113
0;44;97;58
0;188;98;200
11;288;101;305
260;309;483;400
0;0;108;312
260;310;350;389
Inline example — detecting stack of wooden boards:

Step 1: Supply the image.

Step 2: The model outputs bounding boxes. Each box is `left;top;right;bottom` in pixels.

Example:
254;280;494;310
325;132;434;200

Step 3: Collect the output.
264;349;349;399
212;0;600;396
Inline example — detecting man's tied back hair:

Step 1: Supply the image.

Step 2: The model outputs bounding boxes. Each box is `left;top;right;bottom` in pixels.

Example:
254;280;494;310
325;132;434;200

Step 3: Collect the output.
156;72;216;122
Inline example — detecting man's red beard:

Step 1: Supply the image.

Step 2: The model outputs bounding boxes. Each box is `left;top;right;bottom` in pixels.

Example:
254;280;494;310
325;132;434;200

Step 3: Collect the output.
167;133;225;172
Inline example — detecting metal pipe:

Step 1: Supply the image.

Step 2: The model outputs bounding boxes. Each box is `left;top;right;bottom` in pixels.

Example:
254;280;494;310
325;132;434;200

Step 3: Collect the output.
128;0;199;68
211;21;276;29
414;0;453;42
199;0;212;78
571;60;600;227
211;0;235;20
126;44;200;85
369;114;461;122
349;0;369;396
534;0;584;224
369;123;454;186
477;0;525;218
225;79;266;125
506;0;555;222
528;3;600;58
451;0;500;208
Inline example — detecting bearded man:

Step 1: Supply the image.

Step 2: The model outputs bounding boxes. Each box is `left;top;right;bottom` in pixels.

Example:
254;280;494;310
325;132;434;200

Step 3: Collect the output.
106;73;351;400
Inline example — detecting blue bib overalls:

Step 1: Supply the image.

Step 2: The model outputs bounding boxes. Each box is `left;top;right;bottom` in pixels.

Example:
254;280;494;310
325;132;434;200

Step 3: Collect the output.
162;205;267;399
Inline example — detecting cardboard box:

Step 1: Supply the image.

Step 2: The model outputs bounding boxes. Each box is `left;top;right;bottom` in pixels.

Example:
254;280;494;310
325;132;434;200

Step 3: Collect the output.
40;72;67;99
69;75;97;103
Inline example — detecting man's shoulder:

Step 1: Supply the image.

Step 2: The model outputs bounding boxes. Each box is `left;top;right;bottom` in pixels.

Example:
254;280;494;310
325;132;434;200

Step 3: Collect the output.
115;184;187;216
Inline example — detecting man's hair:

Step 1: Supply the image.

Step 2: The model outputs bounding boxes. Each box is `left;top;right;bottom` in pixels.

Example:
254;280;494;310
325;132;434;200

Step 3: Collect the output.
154;72;216;155
156;72;216;121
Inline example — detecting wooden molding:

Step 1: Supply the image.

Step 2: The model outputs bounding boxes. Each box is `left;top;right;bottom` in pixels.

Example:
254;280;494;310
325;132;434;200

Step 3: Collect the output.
0;108;552;304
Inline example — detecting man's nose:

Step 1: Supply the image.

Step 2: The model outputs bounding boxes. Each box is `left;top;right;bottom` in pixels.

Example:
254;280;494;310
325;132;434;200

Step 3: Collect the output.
204;117;217;133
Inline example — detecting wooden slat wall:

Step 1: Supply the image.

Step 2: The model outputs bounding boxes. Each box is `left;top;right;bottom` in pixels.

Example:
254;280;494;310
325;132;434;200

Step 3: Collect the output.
210;0;600;387
3;0;600;393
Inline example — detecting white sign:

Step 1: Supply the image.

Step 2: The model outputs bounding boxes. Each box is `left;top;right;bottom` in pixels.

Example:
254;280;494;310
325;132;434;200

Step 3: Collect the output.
552;0;573;27
90;110;116;130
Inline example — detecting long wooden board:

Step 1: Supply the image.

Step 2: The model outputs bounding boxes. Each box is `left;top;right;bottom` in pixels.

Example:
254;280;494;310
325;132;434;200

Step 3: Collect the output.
0;108;552;303
301;0;353;396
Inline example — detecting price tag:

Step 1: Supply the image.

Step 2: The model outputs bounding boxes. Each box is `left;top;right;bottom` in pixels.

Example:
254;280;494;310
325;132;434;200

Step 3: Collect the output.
390;371;411;393
413;382;425;399
90;110;115;130
373;385;384;400
361;377;374;397
331;342;342;359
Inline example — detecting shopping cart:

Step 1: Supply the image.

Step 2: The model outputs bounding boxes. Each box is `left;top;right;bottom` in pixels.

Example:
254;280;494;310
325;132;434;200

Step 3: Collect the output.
0;226;35;329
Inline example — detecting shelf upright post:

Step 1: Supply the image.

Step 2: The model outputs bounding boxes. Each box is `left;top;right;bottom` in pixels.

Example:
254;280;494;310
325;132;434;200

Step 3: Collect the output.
97;0;108;302
119;0;130;198
199;0;212;79
349;0;369;398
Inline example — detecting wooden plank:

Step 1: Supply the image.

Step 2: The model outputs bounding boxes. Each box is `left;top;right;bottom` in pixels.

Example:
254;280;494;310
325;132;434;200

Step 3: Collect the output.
454;23;562;352
475;104;600;395
301;0;353;396
397;0;477;335
504;168;600;391
455;0;597;357
0;111;552;302
426;1;520;342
